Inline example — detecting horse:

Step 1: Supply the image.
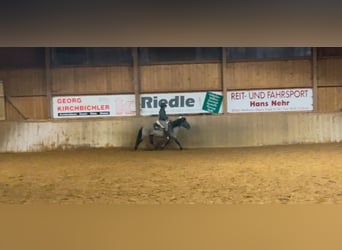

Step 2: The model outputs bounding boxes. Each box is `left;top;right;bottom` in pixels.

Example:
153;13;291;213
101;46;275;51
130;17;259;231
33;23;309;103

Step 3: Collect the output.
134;116;191;150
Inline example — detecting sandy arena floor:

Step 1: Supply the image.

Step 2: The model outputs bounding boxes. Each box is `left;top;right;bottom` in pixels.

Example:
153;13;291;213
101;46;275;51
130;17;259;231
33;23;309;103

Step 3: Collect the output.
0;143;342;204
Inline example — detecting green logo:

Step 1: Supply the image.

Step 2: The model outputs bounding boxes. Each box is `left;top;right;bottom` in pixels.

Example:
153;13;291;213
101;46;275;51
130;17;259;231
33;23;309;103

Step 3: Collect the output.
202;92;223;114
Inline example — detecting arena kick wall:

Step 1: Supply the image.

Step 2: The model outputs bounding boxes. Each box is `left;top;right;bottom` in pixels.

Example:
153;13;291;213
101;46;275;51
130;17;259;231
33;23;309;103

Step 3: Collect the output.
0;112;341;152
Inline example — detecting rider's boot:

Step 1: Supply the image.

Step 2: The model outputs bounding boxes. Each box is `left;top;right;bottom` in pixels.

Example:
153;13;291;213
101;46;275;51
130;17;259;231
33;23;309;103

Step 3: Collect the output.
164;129;170;140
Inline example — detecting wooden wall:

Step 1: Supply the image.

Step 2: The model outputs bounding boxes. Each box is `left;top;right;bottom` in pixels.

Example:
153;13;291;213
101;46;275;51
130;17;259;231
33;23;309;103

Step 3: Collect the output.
140;63;222;92
318;87;342;112
318;58;342;86
317;57;342;112
0;65;133;120
1;68;46;96
5;96;48;120
51;66;133;95
0;68;47;120
0;57;342;120
225;60;312;89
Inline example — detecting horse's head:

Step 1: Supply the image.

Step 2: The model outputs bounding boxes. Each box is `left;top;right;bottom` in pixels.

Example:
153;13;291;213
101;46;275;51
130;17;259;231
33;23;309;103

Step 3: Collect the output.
173;116;191;129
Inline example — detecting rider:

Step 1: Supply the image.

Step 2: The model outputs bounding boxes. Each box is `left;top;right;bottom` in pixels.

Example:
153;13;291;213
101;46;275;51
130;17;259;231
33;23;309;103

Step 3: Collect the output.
156;102;170;139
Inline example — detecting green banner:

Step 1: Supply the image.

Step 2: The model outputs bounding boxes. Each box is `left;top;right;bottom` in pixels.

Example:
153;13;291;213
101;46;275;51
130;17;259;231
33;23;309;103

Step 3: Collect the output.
202;91;223;114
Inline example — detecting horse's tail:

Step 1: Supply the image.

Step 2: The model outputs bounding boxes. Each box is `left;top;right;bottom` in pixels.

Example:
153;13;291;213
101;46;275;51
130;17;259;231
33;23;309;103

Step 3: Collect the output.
134;127;143;150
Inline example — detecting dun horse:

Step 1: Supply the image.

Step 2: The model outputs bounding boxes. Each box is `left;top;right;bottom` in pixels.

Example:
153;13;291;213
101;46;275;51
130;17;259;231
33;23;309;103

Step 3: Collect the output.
134;116;191;150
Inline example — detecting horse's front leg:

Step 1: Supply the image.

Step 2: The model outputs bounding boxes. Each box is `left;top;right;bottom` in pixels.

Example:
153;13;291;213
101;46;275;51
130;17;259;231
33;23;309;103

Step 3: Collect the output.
161;137;171;150
173;138;183;150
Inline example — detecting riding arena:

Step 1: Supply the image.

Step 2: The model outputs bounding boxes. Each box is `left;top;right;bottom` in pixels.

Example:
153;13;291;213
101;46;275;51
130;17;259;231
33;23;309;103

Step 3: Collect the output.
1;47;342;204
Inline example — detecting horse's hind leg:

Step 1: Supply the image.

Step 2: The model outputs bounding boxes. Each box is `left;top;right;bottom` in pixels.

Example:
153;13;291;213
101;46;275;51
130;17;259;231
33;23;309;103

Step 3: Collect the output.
134;139;143;150
149;135;154;145
174;138;183;150
134;128;143;150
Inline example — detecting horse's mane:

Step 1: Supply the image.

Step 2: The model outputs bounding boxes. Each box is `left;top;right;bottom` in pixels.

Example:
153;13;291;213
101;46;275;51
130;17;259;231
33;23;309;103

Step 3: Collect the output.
171;116;186;127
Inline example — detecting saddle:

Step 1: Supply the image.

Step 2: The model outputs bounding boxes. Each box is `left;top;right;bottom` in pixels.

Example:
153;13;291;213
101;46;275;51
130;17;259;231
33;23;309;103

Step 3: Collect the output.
153;121;164;130
153;120;171;138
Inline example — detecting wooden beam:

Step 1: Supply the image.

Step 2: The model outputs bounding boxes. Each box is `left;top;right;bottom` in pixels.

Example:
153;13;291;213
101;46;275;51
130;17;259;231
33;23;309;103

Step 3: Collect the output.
0;81;5;120
5;96;28;120
312;47;318;111
132;47;140;116
1;71;28;120
45;47;52;118
221;47;228;114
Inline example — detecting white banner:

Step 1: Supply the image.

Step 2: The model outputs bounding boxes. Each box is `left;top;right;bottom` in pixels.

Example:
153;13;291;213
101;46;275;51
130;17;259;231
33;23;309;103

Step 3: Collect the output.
227;88;313;113
140;92;223;115
52;95;136;118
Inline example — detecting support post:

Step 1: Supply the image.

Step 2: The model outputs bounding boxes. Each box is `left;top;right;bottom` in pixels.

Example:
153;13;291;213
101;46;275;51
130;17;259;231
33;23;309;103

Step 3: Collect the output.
221;47;228;114
312;47;318;112
45;47;52;118
132;47;140;116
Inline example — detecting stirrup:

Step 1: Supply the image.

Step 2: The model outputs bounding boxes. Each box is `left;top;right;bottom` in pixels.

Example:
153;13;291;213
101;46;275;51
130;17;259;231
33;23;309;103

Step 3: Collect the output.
164;130;170;140
156;121;164;129
154;122;163;130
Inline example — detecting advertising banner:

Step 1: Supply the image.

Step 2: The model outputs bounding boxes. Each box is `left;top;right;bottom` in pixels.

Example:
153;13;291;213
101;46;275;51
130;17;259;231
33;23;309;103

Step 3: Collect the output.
140;91;223;115
52;95;136;118
227;88;313;113
53;91;223;118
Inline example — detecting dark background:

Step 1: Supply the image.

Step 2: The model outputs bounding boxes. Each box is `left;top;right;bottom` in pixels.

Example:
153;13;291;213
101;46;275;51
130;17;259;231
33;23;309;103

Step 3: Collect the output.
1;0;342;46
